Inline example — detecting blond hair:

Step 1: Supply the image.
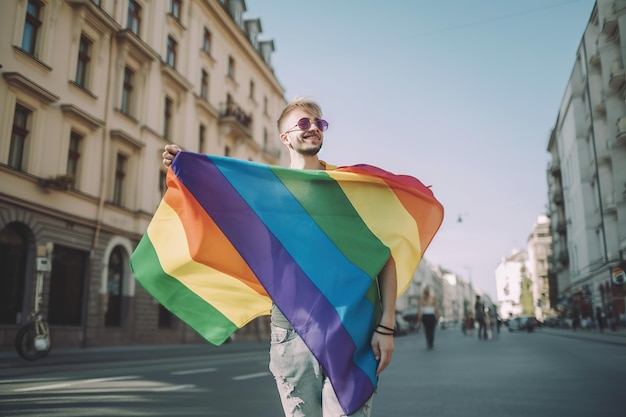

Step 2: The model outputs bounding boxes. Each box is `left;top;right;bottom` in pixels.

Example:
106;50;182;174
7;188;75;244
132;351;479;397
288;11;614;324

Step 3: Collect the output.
277;97;323;133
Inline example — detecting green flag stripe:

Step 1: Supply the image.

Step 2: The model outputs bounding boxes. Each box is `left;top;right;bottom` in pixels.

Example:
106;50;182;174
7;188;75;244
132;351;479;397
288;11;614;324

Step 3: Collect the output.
272;168;389;310
130;234;238;345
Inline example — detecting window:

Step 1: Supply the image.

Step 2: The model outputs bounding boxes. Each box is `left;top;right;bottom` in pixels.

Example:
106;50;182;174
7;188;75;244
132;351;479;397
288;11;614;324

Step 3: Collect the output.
113;153;127;205
227;56;235;79
263;127;268;148
75;34;92;88
158;169;166;195
169;0;181;19
127;0;141;36
249;80;255;99
121;66;134;115
200;70;208;98
163;96;173;139
202;27;211;54
90;0;101;5
9;105;32;171
22;0;43;55
67;131;82;179
263;96;268;115
166;36;177;67
105;246;125;326
225;145;230;157
198;123;206;153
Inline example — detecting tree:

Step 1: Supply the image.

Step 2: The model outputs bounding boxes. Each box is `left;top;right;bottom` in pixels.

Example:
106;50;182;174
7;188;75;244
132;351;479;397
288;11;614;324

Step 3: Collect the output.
519;265;535;316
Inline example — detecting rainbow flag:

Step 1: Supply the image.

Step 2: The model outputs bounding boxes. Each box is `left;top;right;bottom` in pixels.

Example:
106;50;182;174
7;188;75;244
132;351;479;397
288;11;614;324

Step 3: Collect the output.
130;151;443;414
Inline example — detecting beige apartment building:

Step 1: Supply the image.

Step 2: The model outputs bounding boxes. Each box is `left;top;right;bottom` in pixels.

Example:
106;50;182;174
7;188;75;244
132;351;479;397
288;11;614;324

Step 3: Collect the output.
0;0;288;350
526;215;552;321
546;0;626;325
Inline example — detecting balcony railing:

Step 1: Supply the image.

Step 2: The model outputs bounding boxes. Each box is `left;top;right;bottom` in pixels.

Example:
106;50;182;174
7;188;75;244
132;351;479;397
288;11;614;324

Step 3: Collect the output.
605;192;617;214
589;51;601;68
219;101;252;129
601;2;618;38
549;161;561;177
616;117;626;143
609;60;625;91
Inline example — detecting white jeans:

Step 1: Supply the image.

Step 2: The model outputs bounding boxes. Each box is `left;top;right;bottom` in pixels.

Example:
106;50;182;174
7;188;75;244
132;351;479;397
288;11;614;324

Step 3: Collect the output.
269;324;374;417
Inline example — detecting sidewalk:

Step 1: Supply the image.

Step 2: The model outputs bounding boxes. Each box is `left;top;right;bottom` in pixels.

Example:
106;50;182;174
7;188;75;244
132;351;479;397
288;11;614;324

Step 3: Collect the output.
2;327;624;371
538;326;626;346
0;340;270;370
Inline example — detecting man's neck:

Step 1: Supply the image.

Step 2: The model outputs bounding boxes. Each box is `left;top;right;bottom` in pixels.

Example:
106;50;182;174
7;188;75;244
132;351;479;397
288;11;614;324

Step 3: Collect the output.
289;154;324;170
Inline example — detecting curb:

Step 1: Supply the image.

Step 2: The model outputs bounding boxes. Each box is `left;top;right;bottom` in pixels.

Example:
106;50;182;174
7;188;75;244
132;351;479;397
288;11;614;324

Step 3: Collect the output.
538;328;626;346
0;341;269;370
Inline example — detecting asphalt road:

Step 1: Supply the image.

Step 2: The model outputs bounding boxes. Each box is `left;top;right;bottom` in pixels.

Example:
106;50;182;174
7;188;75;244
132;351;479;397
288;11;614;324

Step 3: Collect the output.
0;327;624;416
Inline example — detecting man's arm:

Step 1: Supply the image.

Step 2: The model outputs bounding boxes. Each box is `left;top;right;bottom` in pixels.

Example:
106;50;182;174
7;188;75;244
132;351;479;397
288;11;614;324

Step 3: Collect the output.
371;256;397;376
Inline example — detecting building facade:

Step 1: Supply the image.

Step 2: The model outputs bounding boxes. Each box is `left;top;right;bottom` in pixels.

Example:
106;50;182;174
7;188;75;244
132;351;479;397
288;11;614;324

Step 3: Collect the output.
0;0;287;350
495;249;531;320
396;258;479;329
546;0;626;325
527;215;552;320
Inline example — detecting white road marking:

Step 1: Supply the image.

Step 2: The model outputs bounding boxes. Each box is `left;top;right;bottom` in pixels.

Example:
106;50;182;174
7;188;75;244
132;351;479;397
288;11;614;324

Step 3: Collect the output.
170;367;217;375
153;384;196;392
232;372;270;381
13;376;139;392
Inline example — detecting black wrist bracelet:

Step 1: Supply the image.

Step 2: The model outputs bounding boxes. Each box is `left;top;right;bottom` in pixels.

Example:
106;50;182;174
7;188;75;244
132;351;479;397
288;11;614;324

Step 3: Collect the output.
374;329;394;336
377;324;395;333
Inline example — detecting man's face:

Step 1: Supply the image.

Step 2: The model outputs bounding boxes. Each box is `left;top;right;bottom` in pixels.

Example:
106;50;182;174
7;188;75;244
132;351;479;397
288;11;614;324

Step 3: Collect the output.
280;109;324;156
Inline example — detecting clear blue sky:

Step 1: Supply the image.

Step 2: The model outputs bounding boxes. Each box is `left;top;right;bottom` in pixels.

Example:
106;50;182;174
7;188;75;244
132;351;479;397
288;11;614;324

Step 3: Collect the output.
245;0;595;298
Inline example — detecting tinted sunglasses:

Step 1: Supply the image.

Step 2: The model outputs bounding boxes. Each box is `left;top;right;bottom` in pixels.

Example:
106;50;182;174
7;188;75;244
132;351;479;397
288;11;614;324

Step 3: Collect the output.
283;118;329;134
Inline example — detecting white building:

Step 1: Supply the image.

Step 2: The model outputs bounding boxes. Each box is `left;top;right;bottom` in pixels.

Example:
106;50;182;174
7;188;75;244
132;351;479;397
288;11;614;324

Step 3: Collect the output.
546;0;626;323
495;249;531;319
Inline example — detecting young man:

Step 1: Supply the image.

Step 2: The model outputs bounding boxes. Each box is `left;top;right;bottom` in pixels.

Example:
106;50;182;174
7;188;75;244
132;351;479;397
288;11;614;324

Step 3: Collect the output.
162;98;397;416
475;295;487;340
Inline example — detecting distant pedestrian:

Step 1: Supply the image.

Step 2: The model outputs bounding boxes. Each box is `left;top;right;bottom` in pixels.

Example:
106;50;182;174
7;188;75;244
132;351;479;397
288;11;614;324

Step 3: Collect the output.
417;286;440;350
596;307;605;333
608;305;617;331
486;305;499;338
572;307;581;331
475;295;487;340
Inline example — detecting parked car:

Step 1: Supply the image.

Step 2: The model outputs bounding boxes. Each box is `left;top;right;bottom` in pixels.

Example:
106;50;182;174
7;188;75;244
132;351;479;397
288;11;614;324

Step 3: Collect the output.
507;317;521;332
507;316;537;332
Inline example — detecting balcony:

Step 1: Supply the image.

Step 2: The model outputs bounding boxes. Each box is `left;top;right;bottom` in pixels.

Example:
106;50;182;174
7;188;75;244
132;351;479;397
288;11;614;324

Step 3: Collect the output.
609;60;625;92
549;161;561;177
597;140;612;164
38;174;75;190
550;182;562;197
602;16;618;39
604;193;617;215
616;117;626;144
558;249;569;266
218;100;253;142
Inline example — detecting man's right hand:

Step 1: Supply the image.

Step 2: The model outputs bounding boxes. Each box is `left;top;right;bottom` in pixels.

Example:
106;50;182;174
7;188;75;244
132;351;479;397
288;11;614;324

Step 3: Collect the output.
162;144;181;168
